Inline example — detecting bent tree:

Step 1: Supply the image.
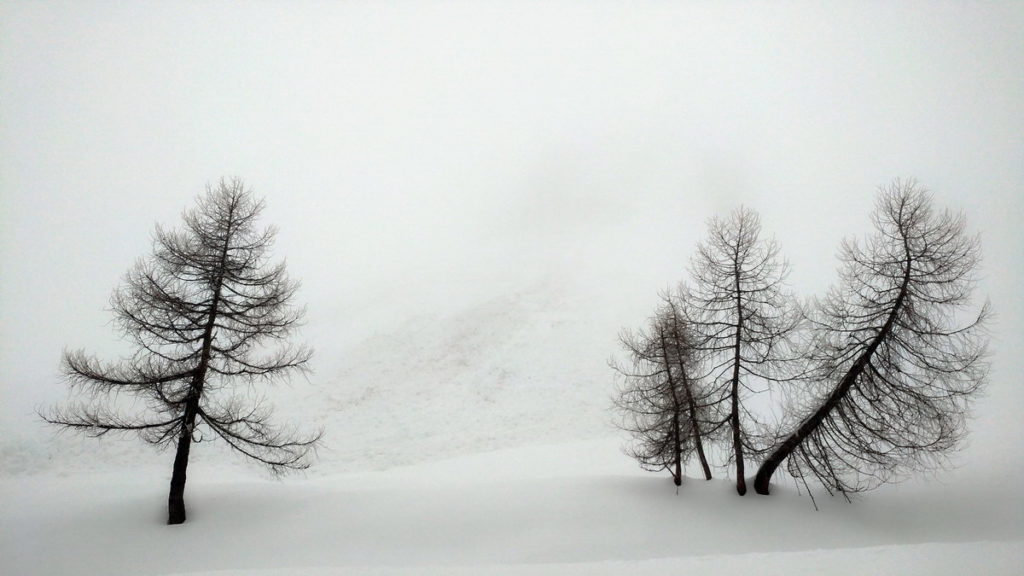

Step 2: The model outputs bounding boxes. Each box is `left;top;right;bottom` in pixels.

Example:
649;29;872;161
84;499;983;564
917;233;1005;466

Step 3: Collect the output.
754;181;989;496
43;179;321;524
687;207;802;495
612;292;716;485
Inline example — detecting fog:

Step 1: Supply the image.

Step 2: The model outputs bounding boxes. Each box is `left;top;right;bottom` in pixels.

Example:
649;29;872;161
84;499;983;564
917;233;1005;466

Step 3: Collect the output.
2;2;1021;473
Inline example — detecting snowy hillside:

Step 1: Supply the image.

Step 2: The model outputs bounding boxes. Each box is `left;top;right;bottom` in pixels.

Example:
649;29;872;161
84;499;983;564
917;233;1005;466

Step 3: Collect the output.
3;276;1023;574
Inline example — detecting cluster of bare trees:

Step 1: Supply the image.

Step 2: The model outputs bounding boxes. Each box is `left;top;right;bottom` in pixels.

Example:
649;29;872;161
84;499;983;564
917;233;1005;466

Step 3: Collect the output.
41;177;990;524
613;180;989;501
611;294;716;486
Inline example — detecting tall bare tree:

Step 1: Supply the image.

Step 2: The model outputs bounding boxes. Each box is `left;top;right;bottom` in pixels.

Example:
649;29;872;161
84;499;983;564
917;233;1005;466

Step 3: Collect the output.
754;180;989;497
687;207;802;495
43;179;321;524
612;291;716;485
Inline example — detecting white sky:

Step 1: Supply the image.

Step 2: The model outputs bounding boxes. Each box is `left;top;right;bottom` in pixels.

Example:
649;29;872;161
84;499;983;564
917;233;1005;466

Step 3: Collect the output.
2;1;1022;465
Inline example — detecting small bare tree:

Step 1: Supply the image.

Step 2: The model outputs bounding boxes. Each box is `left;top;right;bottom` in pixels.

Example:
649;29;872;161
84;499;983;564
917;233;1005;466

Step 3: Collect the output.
686;207;802;495
612;292;716;485
43;179;321;524
754;180;989;497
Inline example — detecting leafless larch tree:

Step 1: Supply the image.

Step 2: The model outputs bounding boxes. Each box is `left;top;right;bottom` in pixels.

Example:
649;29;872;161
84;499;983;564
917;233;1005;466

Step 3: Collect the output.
754;180;989;498
43;179;322;524
612;292;717;485
686;207;803;495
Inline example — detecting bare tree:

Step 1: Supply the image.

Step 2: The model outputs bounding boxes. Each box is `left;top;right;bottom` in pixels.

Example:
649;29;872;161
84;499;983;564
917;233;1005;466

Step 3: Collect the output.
612;292;716;485
754;180;989;497
686;206;802;495
43;179;321;524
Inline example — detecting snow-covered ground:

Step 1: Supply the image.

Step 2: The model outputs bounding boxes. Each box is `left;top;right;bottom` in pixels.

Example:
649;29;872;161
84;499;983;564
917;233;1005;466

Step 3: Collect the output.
3;438;1022;576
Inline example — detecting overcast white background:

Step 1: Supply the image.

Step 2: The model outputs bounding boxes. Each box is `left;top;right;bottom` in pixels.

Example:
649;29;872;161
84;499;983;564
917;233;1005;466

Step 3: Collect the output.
1;1;1022;477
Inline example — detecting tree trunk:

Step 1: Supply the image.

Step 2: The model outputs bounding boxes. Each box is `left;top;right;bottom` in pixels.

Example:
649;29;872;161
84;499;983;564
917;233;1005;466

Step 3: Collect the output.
730;326;746;494
167;426;192;525
753;337;887;495
731;258;747;495
672;391;683;487
682;382;712;480
167;232;230;523
692;418;713;480
754;345;875;495
658;329;687;488
666;313;713;482
731;389;746;494
754;255;911;495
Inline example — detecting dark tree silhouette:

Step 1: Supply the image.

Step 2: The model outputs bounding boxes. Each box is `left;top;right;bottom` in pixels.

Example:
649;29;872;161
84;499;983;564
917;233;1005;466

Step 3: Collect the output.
686;206;802;495
43;179;321;524
612;291;716;485
754;180;989;497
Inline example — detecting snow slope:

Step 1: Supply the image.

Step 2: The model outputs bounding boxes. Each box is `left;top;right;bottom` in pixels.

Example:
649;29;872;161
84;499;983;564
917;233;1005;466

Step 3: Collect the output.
3;256;1022;575
3;269;1023;576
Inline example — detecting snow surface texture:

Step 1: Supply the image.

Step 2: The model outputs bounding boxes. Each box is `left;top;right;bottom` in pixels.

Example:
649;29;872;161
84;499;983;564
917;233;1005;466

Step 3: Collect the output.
2;441;1022;575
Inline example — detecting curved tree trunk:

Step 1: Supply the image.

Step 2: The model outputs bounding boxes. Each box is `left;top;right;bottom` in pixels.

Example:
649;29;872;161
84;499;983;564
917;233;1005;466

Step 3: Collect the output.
754;254;911;495
753;359;865;495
